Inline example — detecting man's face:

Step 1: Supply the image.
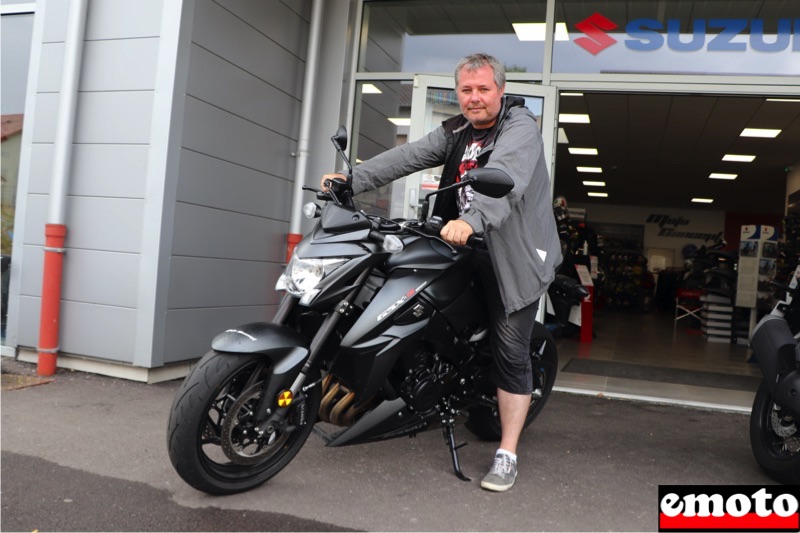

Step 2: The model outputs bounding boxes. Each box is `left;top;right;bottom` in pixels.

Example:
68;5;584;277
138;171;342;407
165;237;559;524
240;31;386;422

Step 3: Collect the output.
456;65;505;130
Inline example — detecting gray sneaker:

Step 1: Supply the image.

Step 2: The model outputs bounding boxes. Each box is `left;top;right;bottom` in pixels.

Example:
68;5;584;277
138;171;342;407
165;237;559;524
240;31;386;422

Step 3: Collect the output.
480;452;517;492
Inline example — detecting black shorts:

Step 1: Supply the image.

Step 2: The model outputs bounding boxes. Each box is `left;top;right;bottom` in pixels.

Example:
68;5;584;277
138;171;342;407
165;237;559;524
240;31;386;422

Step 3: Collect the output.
473;250;540;395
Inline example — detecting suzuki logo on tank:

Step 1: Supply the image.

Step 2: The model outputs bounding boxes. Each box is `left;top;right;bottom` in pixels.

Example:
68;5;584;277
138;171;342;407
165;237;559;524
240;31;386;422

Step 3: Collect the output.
573;13;800;55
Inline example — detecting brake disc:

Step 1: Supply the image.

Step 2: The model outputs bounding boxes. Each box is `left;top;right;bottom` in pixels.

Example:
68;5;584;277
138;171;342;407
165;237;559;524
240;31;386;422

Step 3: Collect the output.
220;385;277;465
770;405;798;438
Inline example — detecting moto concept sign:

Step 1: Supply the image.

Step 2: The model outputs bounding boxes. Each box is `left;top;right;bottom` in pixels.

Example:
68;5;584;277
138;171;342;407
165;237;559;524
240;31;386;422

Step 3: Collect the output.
574;13;800;55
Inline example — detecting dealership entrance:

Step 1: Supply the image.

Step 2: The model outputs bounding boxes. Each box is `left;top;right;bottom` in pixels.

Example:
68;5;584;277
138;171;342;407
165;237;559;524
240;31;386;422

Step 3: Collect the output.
547;88;798;409
347;0;800;409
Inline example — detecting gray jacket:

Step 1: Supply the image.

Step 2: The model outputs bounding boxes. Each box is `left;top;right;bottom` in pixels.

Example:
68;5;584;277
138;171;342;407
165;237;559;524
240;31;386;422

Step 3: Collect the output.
351;96;562;314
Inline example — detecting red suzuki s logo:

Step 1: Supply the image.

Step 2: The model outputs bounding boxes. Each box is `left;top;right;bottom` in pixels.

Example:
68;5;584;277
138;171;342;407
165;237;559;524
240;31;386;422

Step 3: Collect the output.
574;12;619;55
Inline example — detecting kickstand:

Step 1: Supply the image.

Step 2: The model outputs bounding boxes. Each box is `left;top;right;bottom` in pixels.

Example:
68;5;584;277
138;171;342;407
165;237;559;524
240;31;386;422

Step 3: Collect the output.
441;411;471;482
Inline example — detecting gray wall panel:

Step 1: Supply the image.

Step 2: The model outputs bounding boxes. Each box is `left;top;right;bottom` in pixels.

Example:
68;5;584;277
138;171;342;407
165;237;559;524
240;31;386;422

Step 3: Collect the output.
177;149;291;220
186;44;300;140
58;300;137;363
181;96;294;178
191;0;305;100
38;39;159;93
171;202;286;262
22;194;144;252
19;245;139;308
20;193;47;247
214;0;309;60
162;305;275;364
15;296;41;349
28;144;149;198
43;0;163;43
32;91;154;144
64;197;144;253
15;296;137;363
161;0;312;364
168;257;282;309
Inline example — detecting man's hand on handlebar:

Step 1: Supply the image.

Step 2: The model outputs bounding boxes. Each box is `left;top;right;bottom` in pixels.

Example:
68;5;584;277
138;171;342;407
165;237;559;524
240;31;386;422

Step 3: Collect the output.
440;219;474;246
321;173;347;192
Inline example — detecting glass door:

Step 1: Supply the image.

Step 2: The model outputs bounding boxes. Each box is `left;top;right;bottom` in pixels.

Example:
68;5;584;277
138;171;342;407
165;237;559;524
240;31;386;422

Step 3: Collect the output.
399;74;558;219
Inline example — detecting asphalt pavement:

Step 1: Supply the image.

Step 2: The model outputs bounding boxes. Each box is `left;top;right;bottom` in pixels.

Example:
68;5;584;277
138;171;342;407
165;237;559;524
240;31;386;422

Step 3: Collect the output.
0;357;774;532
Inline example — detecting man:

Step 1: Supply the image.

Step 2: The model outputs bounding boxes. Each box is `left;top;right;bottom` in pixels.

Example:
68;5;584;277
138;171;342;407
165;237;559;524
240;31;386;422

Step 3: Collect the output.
321;53;561;491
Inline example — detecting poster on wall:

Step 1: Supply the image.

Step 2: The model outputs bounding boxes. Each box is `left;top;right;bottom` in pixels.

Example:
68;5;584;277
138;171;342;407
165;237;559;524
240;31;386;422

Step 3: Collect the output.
736;225;777;311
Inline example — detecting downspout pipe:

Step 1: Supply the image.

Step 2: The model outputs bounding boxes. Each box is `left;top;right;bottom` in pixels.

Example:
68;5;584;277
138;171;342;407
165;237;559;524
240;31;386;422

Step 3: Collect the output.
37;0;89;376
286;0;323;263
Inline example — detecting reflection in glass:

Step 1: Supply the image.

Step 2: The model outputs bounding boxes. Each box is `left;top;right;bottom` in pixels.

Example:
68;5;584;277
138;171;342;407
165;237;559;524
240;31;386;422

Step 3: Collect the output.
1;12;34;341
359;1;547;76
351;81;413;218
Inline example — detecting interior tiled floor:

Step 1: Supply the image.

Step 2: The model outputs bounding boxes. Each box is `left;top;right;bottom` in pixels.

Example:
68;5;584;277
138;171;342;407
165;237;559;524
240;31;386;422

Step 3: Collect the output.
553;309;760;413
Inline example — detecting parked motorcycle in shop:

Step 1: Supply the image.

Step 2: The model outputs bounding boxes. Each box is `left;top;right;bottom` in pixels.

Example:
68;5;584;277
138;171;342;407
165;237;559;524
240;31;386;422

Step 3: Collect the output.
749;272;800;484
167;127;588;495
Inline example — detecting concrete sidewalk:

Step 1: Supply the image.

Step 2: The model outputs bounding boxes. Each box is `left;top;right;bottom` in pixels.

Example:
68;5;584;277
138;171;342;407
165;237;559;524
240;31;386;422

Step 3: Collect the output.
1;357;773;532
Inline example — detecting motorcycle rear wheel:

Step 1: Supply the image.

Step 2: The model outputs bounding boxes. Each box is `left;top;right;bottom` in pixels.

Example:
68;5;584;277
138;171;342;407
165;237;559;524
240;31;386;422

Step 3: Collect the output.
465;322;558;441
750;380;800;484
167;350;321;495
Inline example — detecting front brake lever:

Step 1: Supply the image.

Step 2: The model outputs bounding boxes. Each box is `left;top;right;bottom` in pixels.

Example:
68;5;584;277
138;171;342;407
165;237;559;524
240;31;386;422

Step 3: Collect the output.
404;224;457;255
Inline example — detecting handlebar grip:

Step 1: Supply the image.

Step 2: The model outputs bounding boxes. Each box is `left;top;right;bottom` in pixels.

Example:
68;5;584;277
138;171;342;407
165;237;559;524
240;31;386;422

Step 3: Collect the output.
466;234;485;248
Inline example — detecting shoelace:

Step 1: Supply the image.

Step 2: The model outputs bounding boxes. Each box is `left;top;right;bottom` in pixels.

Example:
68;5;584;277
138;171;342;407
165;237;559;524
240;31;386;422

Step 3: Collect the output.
490;453;514;475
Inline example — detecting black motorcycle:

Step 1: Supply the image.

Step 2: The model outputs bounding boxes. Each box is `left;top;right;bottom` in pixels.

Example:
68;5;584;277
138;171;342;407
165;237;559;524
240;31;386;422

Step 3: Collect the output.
749;276;800;484
167;127;587;495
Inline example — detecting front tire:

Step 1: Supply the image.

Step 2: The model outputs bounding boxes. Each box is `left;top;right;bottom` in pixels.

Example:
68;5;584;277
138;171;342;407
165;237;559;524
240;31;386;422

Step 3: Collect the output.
465;322;558;441
750;380;800;484
167;350;321;495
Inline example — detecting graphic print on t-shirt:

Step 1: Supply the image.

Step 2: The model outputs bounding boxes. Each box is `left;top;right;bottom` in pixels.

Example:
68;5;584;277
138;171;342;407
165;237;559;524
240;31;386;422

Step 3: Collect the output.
456;128;491;214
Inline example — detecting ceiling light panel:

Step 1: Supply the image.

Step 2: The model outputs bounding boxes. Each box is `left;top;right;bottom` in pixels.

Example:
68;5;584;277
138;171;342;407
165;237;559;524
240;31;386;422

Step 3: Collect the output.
709;173;738;180
740;128;781;138
722;154;755;162
560;113;591;123
568;148;599;155
361;83;382;94
512;23;569;41
692;198;714;203
577;166;603;173
582;181;606;187
587;192;608;197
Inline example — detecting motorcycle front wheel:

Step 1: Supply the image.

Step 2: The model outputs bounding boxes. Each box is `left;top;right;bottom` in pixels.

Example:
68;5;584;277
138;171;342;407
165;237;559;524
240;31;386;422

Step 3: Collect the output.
750;379;800;484
167;350;321;495
465;322;558;441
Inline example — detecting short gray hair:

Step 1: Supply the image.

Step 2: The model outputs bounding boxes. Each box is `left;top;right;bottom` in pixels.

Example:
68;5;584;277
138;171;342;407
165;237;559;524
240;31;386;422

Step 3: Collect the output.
454;53;506;89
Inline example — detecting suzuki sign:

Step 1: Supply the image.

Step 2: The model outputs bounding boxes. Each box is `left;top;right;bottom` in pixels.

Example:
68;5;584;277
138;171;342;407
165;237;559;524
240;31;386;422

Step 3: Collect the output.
574;13;800;55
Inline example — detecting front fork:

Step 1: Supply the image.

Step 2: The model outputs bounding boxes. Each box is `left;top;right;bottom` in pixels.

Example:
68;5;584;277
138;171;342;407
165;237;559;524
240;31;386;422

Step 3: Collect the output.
254;271;371;435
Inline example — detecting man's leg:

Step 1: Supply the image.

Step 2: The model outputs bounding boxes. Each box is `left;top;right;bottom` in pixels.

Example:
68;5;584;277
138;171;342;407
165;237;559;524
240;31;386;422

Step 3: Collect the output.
497;388;530;455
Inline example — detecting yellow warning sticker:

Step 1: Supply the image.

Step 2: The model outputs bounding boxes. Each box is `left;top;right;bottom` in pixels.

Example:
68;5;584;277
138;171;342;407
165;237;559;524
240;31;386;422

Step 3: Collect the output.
277;390;293;407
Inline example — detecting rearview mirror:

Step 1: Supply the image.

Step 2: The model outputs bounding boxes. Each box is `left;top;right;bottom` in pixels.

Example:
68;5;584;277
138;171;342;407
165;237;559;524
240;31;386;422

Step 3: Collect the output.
332;126;348;152
466;167;514;198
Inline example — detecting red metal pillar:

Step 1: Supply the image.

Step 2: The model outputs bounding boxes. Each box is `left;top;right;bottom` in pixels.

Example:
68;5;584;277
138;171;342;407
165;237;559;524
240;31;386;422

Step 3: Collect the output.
286;233;303;263
37;223;67;376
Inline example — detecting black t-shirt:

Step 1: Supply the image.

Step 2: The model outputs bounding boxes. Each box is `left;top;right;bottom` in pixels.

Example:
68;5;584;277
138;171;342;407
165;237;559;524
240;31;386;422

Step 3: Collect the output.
455;126;493;215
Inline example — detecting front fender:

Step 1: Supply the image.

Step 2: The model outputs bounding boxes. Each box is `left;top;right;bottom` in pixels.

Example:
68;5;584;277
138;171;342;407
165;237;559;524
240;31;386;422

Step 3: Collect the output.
212;322;310;396
212;322;308;355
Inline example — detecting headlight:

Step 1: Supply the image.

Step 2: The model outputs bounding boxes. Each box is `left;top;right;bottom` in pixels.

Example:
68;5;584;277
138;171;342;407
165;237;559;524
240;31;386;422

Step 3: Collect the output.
276;253;348;299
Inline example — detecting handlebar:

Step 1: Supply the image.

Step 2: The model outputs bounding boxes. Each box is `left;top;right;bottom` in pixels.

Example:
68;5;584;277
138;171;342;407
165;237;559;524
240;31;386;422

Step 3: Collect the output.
466;234;485;248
